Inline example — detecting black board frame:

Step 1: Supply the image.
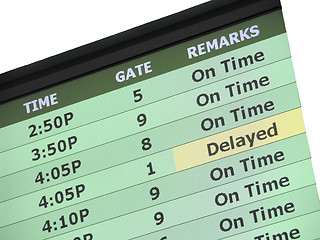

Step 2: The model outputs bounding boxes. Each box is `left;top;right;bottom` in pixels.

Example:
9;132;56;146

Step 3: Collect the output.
0;0;281;104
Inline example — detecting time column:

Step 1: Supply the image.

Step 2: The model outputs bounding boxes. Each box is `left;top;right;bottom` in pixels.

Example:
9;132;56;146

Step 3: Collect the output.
0;108;89;239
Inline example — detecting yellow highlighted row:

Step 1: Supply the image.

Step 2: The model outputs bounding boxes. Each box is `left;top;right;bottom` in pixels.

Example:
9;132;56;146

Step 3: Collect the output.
173;108;305;171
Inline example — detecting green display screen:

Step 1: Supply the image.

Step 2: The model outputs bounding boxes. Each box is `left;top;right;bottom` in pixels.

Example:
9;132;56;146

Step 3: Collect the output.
1;4;320;240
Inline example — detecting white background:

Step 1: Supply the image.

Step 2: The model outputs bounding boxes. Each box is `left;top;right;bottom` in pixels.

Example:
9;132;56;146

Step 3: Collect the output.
1;0;319;196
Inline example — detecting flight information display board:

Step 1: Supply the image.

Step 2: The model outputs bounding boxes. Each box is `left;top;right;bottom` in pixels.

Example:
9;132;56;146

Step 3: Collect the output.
1;1;320;239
